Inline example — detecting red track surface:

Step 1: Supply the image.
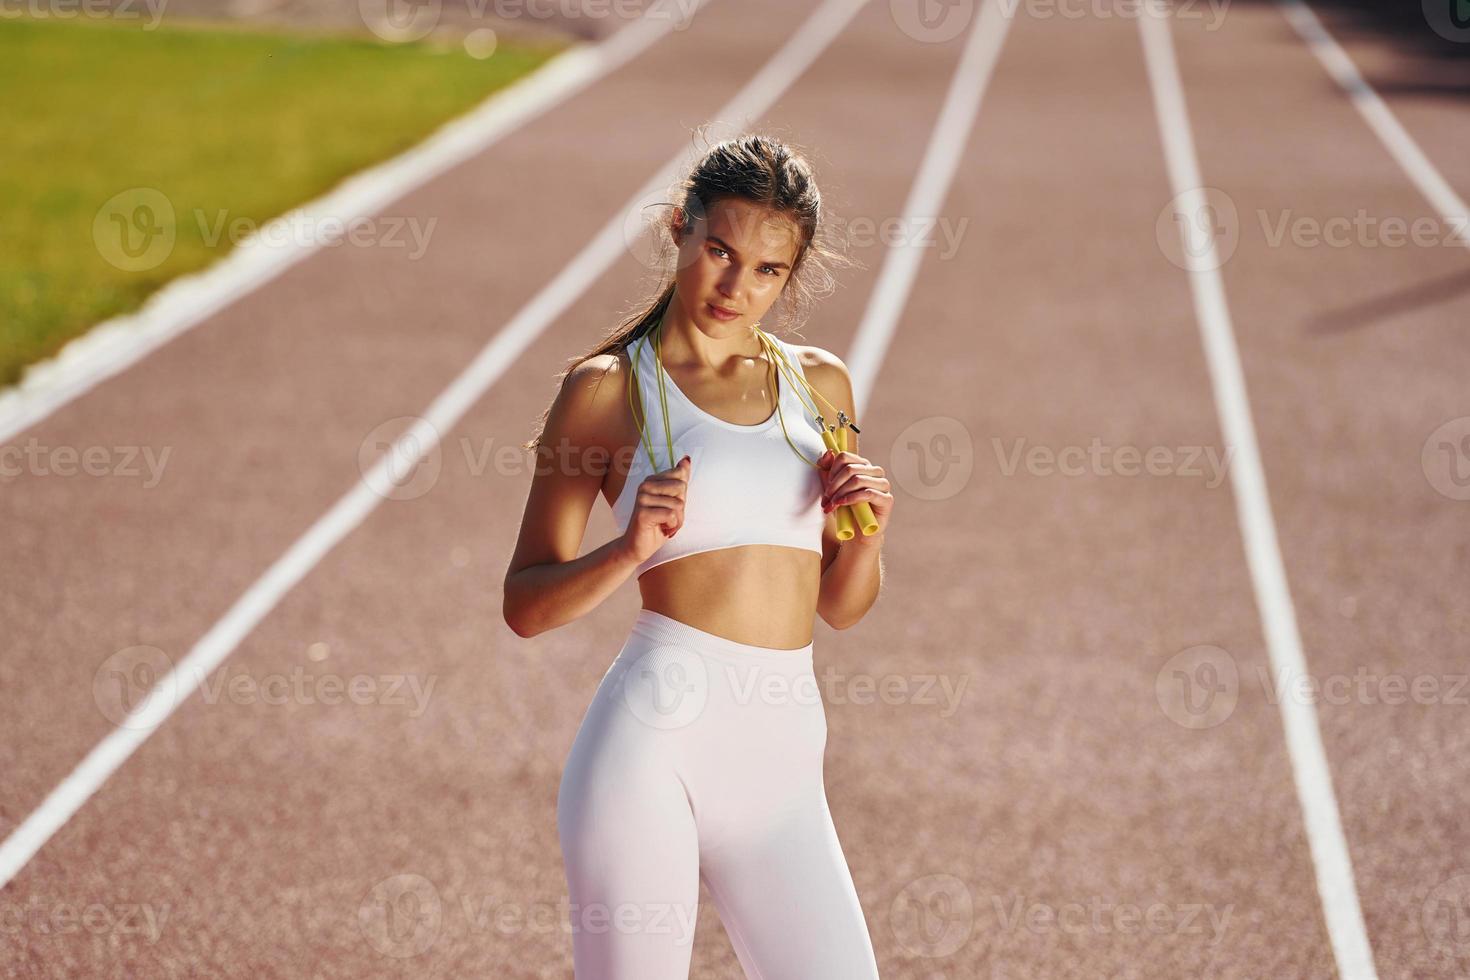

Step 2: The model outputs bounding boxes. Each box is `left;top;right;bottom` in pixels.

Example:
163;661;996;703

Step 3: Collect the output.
2;1;1467;976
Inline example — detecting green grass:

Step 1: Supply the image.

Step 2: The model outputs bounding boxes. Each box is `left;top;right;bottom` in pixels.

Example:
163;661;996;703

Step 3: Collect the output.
0;16;566;388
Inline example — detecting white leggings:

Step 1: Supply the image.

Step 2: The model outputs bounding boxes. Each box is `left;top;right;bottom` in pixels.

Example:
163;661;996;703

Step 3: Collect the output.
557;608;881;979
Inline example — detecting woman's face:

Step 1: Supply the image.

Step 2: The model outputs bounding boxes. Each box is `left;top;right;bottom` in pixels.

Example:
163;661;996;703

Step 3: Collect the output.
671;196;801;332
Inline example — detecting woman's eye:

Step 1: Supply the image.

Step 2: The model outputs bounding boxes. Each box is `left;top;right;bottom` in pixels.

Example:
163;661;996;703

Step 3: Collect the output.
705;247;778;275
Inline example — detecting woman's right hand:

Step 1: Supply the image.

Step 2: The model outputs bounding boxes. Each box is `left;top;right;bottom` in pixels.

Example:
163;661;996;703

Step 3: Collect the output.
620;455;692;564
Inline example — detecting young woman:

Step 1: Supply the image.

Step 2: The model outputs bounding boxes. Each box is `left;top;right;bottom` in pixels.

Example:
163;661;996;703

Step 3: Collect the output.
505;134;893;979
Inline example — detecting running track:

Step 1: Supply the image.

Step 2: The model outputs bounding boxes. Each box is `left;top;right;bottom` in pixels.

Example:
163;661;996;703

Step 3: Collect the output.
2;0;1467;976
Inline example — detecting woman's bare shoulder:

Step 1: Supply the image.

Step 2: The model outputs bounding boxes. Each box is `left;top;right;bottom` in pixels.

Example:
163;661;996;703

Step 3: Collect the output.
783;342;850;389
783;342;858;423
783;342;841;372
553;349;636;453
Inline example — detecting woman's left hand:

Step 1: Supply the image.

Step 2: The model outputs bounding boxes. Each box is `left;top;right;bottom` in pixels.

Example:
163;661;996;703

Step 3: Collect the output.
818;449;892;543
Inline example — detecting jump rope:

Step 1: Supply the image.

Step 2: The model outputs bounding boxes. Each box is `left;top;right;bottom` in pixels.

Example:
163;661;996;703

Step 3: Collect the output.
626;305;880;541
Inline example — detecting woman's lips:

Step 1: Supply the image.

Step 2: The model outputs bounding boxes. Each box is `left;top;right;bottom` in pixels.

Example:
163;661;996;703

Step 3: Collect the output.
706;302;740;321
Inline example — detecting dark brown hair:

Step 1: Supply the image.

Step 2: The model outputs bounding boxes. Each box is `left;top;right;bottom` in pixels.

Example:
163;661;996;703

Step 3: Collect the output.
520;130;853;453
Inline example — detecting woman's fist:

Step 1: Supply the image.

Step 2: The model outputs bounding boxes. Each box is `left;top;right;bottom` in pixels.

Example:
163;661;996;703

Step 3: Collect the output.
818;448;891;542
621;455;691;564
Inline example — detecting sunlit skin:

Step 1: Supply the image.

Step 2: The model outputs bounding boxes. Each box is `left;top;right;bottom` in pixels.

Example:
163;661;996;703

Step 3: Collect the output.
601;196;894;648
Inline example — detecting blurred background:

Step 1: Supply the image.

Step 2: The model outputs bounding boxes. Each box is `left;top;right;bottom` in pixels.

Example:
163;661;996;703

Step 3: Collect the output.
2;0;1468;977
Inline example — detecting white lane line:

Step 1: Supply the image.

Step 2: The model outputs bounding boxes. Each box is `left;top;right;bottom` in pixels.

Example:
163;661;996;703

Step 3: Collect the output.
846;0;1013;412
1277;0;1469;251
1138;3;1379;978
0;0;872;893
0;0;710;446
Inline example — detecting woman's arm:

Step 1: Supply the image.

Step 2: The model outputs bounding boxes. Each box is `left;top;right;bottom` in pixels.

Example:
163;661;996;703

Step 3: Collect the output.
503;355;638;638
804;349;890;630
820;525;885;630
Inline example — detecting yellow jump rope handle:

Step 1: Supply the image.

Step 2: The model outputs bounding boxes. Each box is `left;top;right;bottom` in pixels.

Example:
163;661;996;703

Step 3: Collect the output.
835;426;880;537
820;427;858;541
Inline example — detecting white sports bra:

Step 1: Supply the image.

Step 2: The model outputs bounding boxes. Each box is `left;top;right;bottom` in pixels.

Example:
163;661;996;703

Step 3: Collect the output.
610;330;829;579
